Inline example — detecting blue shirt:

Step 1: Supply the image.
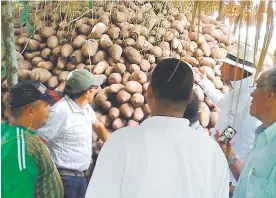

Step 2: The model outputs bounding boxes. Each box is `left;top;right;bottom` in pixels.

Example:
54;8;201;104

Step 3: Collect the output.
233;122;276;198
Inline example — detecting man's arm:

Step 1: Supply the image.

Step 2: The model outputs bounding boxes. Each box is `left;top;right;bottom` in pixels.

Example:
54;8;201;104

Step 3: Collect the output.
86;132;124;198
216;131;242;181
37;105;63;142
223;146;242;181
198;78;225;105
93;120;109;142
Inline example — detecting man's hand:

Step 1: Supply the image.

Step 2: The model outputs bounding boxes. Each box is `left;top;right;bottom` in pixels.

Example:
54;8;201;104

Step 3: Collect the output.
215;130;235;160
215;130;242;181
93;120;109;142
229;184;235;197
192;67;205;83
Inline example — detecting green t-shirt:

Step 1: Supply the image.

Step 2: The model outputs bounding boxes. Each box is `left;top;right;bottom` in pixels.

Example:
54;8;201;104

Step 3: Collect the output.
1;122;63;198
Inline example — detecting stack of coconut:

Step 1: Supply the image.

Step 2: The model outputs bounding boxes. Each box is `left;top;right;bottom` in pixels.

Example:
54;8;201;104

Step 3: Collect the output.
2;1;237;136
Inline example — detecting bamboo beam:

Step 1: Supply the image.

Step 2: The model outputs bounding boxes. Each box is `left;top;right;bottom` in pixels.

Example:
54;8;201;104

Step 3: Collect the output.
233;1;247;35
255;0;274;80
1;1;18;89
217;0;225;22
274;49;276;67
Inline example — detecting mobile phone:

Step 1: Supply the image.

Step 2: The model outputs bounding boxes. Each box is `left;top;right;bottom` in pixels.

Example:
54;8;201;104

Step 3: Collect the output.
220;126;236;144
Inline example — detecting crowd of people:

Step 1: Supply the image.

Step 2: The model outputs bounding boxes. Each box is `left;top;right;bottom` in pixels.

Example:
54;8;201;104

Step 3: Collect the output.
1;43;276;198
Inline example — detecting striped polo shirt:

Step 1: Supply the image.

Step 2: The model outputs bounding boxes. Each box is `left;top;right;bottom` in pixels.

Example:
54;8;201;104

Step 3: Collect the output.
1;122;64;198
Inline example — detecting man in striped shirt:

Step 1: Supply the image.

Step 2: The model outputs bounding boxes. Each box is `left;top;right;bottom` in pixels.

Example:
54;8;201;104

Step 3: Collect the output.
1;80;63;198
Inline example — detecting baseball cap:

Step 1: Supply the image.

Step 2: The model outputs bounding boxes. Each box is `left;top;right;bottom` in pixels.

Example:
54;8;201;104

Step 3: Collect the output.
219;43;256;73
9;80;60;108
65;69;105;94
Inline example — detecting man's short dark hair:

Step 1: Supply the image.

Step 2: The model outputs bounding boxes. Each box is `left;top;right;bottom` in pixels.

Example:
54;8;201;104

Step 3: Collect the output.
11;106;25;118
150;58;194;102
10;102;37;118
183;91;199;123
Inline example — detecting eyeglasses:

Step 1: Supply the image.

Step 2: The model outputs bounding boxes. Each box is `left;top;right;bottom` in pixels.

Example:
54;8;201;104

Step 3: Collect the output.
249;85;265;94
91;85;98;90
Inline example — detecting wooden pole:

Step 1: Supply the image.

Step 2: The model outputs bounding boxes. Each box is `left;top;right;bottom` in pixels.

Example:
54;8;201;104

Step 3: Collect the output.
217;1;225;22
274;49;276;67
233;1;247;35
1;1;18;89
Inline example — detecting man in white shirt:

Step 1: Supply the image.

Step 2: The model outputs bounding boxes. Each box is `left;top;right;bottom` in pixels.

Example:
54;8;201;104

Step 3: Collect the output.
38;69;109;198
183;92;206;133
86;58;229;198
195;43;261;192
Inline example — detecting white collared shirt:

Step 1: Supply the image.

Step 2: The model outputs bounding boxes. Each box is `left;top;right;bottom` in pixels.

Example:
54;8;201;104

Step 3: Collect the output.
198;76;262;183
190;120;206;133
86;116;229;198
38;96;96;171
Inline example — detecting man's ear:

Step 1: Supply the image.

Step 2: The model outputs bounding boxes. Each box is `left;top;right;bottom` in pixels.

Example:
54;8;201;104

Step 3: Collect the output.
188;90;193;103
147;84;153;99
267;90;276;101
85;90;90;98
26;105;34;116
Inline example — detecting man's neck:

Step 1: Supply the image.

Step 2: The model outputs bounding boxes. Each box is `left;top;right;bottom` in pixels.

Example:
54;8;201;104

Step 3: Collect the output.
10;118;35;131
262;116;276;128
74;97;88;109
151;109;184;118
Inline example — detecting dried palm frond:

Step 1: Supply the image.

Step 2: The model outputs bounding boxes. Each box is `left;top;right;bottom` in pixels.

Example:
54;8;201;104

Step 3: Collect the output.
255;0;274;80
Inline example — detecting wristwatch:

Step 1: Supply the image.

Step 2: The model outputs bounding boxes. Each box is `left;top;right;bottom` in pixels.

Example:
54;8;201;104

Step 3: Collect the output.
228;155;238;166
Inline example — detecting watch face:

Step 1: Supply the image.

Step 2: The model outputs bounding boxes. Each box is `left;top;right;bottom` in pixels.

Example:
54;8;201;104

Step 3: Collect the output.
224;127;235;138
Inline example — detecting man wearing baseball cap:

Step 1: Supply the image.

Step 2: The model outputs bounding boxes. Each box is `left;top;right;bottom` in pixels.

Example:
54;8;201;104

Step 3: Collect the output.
37;68;109;198
195;43;262;194
1;80;64;198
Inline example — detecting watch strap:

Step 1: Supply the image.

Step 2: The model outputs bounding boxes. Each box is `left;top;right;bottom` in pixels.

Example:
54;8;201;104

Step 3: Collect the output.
228;155;238;166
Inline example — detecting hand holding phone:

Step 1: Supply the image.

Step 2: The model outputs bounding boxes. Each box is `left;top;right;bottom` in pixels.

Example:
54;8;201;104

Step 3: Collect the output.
219;126;236;144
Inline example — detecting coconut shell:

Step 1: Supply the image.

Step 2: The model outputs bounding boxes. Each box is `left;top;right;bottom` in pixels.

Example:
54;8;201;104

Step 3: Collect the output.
100;34;113;49
73;35;87;49
31;57;44;66
41;48;52;59
70;50;83;64
18;69;30;80
59;71;70;82
27;39;40;51
41;27;56;38
78;24;92;35
66;62;76;71
61;44;74;58
55;82;66;92
89;22;108;39
108;26;120;39
30;68;52;83
47;76;59;89
82;40;99;57
53;46;62;57
37;61;53;70
108;44;123;61
47;35;59;49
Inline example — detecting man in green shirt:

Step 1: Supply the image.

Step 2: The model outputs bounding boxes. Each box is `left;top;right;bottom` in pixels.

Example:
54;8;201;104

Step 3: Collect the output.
217;68;276;197
1;80;64;198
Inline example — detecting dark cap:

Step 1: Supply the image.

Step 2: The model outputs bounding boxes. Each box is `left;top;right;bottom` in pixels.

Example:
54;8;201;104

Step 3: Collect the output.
9;80;59;108
150;58;194;101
